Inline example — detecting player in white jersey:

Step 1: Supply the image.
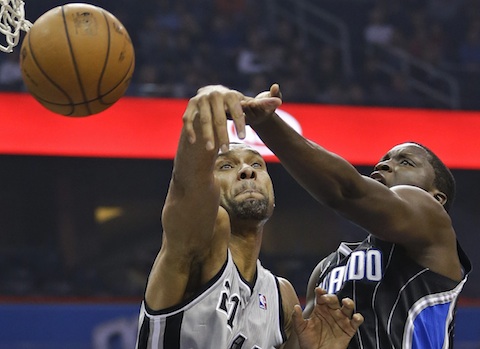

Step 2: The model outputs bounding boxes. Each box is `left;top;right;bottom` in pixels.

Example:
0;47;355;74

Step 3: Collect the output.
135;87;363;349
137;251;285;348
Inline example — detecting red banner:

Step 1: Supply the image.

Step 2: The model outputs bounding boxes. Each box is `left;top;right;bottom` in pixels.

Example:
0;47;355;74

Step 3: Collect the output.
1;92;480;168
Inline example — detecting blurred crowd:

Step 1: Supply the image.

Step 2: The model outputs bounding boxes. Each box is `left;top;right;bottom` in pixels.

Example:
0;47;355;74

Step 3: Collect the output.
1;0;480;109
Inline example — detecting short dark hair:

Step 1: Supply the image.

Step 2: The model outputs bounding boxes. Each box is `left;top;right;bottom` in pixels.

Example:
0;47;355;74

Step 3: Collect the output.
412;142;456;212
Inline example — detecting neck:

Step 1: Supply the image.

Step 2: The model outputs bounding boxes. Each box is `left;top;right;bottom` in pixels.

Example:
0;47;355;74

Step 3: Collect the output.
229;220;264;283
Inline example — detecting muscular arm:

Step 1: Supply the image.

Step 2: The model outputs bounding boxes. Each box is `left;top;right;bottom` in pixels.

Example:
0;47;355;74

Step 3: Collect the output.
245;85;453;250
145;90;245;310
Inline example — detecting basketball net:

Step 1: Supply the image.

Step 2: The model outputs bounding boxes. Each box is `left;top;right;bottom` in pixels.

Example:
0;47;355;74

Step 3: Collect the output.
0;0;32;53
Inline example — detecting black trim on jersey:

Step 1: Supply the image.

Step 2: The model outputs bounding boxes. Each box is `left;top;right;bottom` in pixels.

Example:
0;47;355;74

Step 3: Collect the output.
235;261;258;294
457;241;472;277
144;253;230;315
137;315;150;349
274;276;288;343
164;311;184;349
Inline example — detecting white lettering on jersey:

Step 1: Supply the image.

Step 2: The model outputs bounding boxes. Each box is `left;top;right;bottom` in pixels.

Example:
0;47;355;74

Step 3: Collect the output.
320;249;383;293
328;265;346;294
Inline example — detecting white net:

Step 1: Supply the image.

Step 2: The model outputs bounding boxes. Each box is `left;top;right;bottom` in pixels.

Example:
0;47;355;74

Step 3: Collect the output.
0;0;32;53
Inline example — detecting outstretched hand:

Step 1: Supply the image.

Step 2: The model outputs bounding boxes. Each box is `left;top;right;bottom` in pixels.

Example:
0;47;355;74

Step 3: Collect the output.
242;83;283;126
182;85;247;153
292;288;364;349
181;84;283;153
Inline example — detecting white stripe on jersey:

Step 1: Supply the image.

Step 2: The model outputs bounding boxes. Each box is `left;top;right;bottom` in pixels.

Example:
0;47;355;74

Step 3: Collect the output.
402;279;469;349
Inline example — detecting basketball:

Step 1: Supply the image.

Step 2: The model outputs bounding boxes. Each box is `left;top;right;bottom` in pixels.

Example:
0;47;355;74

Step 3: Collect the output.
19;3;135;117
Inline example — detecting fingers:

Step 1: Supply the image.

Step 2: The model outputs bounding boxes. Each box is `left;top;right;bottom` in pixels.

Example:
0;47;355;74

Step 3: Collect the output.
206;92;231;152
292;304;306;334
244;83;282;126
315;288;354;316
242;96;282;128
182;87;246;152
183;84;282;151
340;297;355;319
270;83;282;99
315;288;341;310
313;287;363;336
221;91;245;136
197;94;219;151
351;313;364;331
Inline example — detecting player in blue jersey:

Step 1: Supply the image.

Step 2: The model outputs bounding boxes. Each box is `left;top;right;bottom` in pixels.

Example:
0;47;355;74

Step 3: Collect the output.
135;87;363;349
182;84;471;349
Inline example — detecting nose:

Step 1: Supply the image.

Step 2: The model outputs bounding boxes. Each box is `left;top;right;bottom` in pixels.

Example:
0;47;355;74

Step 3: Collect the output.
238;165;257;180
374;160;391;172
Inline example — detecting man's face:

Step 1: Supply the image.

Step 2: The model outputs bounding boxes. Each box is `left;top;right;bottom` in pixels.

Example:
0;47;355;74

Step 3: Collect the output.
214;144;274;221
370;143;436;191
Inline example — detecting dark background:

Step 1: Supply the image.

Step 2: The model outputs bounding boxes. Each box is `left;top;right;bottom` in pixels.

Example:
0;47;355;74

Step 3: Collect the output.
0;155;477;301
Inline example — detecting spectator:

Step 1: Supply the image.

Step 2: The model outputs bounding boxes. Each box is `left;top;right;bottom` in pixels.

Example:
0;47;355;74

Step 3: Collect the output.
364;5;395;46
236;28;271;83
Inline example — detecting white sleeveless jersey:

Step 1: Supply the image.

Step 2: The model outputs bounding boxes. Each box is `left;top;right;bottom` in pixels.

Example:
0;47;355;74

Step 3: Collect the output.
135;250;286;349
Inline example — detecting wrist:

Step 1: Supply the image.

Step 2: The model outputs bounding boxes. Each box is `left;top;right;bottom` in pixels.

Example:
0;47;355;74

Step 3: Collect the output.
248;112;278;128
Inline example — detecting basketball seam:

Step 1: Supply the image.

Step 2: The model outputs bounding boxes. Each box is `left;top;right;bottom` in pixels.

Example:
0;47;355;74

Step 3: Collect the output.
33;54;134;108
25;27;75;115
26;57;133;108
98;55;135;106
97;10;111;105
96;11;135;107
62;5;92;116
21;4;134;116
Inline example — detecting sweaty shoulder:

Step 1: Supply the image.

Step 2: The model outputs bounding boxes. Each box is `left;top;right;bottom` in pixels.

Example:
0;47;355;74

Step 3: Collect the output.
390;185;461;279
391;184;451;222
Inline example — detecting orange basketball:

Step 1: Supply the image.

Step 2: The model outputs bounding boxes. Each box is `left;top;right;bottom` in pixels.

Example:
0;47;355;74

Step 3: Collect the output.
19;3;135;117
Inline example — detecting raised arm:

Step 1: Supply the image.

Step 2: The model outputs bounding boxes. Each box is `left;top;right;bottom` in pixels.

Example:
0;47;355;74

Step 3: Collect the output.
244;84;453;250
144;89;246;310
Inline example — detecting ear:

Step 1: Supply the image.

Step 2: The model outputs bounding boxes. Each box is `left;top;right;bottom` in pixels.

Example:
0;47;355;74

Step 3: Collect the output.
433;191;447;206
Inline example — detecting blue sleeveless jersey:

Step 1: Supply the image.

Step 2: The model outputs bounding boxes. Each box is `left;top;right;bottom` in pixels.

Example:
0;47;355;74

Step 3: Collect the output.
316;235;471;349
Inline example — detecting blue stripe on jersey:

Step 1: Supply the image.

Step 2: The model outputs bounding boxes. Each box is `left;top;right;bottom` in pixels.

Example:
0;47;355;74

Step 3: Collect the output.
412;302;450;349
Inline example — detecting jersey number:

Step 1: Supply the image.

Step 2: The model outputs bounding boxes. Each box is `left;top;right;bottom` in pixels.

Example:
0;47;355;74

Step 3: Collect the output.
218;292;240;328
229;334;261;349
217;280;241;329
